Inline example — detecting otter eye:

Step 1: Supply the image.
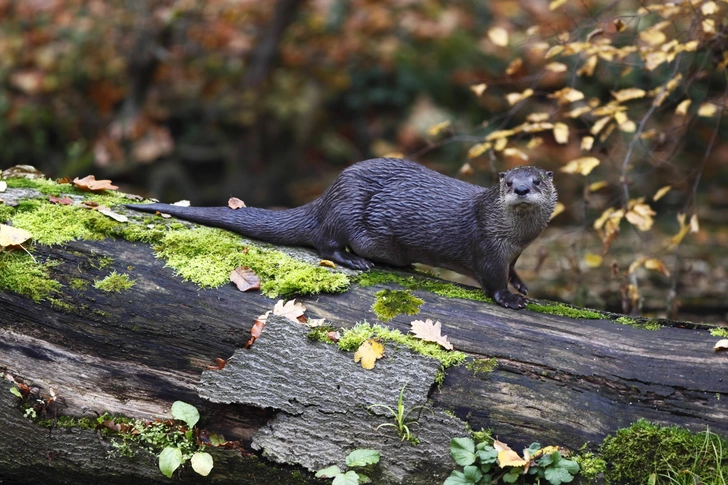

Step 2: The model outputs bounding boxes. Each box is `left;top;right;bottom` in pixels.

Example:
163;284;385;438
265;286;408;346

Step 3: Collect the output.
533;178;541;186
506;181;513;188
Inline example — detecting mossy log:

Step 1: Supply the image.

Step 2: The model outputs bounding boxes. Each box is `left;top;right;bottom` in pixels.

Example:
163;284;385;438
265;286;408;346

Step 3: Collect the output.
1;197;727;484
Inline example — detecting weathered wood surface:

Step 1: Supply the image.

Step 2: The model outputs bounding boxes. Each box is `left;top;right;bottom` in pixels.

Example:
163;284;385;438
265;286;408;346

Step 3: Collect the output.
1;232;727;484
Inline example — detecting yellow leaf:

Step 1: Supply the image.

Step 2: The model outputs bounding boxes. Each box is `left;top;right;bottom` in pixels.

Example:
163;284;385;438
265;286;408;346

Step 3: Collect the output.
468;142;492;159
545;62;568;72
553;123;569;144
581;136;594;151
527;112;550;122
675;99;691;116
548;87;584;105
618;119;636;132
0;224;32;247
627;257;646;275
494;440;529;468
701;1;717;15
503;148;529;160
590;116;612;135
577;55;598;76
506;58;522;75
639;30;666;46
428;120;451;136
520;121;554;133
625;201;656;231
493;137;508;151
611;88;646;103
549;0;567;11
653;185;671;201
382;152;405;159
470;83;487;96
584;253;603;268
614;19;627;32
644;258;670;276
550;202;565;220
644;51;668;71
588;180;607;192
488;27;509;47
458;162;474;176
506;88;534;106
545;45;564;59
527;137;544;149
698;103;717;117
669;213;690;246
566;106;592;118
486;129;517;141
690;214;699;233
702;18;715;34
561;157;600;175
354;339;385;369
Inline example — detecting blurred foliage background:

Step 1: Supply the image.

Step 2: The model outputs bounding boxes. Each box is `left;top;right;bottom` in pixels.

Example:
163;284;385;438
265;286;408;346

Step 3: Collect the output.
1;0;727;319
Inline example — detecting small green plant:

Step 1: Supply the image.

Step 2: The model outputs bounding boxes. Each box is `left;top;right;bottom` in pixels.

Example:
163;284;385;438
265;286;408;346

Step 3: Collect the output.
367;383;432;444
315;448;381;484
94;271;135;292
157;401;214;478
445;437;580;485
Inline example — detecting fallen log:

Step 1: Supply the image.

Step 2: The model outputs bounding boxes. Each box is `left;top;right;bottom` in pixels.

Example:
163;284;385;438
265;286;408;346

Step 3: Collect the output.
0;185;726;484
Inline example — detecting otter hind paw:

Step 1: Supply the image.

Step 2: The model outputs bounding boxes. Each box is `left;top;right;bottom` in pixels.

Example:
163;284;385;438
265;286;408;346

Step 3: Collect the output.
493;289;528;310
327;250;374;271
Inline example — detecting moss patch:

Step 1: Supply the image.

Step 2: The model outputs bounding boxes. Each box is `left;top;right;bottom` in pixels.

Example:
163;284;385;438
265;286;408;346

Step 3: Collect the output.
94;271;135;292
0;252;61;301
0;204;15;222
466;357;497;375
525;301;605;319
600;419;728;484
710;327;728;338
154;227;349;298
337;321;466;368
372;289;424;322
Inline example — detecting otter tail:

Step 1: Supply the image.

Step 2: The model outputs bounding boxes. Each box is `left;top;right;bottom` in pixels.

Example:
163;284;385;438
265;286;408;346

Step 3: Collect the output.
126;202;317;247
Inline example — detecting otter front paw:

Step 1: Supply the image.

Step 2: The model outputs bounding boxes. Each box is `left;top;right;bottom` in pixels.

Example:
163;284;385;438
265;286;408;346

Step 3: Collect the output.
330;251;375;271
509;275;528;295
493;289;528;310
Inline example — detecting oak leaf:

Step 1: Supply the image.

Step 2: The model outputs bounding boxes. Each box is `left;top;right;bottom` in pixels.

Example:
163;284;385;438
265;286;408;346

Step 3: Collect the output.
410;319;453;350
49;195;73;205
229;266;261;292
73;175;118;192
273;299;307;323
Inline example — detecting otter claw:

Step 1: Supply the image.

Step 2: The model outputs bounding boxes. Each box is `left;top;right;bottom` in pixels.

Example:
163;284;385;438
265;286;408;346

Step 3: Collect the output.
494;289;528;310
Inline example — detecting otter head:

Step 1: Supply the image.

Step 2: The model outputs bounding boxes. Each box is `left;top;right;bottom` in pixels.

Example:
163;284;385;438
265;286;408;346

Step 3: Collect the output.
499;166;555;212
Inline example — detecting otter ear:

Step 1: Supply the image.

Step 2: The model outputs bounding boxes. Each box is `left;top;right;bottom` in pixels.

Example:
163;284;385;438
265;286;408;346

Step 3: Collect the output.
545;171;554;179
499;172;506;180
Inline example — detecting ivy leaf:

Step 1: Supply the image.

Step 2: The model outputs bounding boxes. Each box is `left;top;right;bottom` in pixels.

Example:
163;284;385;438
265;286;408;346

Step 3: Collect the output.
332;470;360;485
158;446;182;478
190;452;214;476
450;437;477;466
315;465;342;478
171;401;199;428
346;449;380;467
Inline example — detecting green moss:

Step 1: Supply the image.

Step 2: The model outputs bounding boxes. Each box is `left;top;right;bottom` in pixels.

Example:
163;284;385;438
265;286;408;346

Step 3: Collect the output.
0;204;15;222
94;271;135;292
710;327;728;338
338;322;466;368
5;177;128;206
573;451;606;482
614;316;661;330
95;256;114;269
466;357;497;375
0;251;61;301
70;278;89;291
600;419;728;484
155;227;349;297
372;289;424;322
525;301;604;319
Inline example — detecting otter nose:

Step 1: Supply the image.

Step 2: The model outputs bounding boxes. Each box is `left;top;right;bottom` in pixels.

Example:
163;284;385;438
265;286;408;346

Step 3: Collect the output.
514;185;530;196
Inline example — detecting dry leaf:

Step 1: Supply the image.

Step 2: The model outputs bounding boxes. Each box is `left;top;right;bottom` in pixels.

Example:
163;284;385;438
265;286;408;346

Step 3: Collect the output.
207;358;228;371
354;339;385;369
228;197;246;209
0;181;6;192
327;331;341;342
470;83;487;96
561;157;600;175
73;175;118;192
0;224;32;247
229;266;261;292
584;253;603;268
698;103;717;117
98;209;129;223
468;142;491;159
458;162;474;176
581;136;594;151
644;258;670;276
493;440;530;468
553;123;569;144
49;195;74;205
273;299;307;323
506;89;533;106
714;339;728;351
545;62;567;72
548;87;584;105
611;88;646;103
675;99;691;116
488;26;509;47
246;313;268;349
57;176;71;184
410;319;453;350
505;58;522;76
319;259;336;268
653;185;671;201
428;120;451;136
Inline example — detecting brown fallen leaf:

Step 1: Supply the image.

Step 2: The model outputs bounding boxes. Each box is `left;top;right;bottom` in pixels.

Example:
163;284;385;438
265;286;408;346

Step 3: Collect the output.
229;266;261;292
124;193;144;201
73;175;119;192
273;299;307;323
354;339;385;369
56;176;71;184
327;331;340;342
49;195;74;205
246;311;270;348
0;224;32;247
410;319;454;350
228;197;246;209
80;200;100;209
207;358;228;370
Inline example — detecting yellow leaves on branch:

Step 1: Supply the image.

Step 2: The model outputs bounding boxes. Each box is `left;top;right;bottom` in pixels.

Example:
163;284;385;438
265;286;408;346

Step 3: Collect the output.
428;120;451;136
653;185;671;201
548;87;584;105
506;88;534;106
467;142;491;159
561;157;600;175
628;257;670;277
625;198;656;231
610;88;646;103
553;123;569;144
669;213;699;247
698;103;718;117
488;26;509;47
675;99;691;115
594;207;624;254
470;83;487;96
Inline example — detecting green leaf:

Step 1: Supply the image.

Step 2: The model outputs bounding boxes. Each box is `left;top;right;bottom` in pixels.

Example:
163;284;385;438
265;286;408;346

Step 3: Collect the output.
158;447;182;478
332;470;360;485
190;451;214;476
450;437;477;466
9;387;22;398
476;446;498;465
503;470;521;483
357;473;372;484
444;470;477;485
561;457;580;475
315;465;342;478
544;465;575;485
171;401;199;428
527;442;542;455
209;432;226;445
346;449;380;467
462;466;482;483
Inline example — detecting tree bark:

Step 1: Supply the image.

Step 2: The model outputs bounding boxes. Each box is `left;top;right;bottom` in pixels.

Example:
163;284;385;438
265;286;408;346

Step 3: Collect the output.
0;215;726;483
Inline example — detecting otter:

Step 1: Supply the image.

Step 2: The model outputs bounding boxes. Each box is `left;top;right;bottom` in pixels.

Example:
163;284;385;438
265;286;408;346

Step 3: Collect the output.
127;158;556;309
